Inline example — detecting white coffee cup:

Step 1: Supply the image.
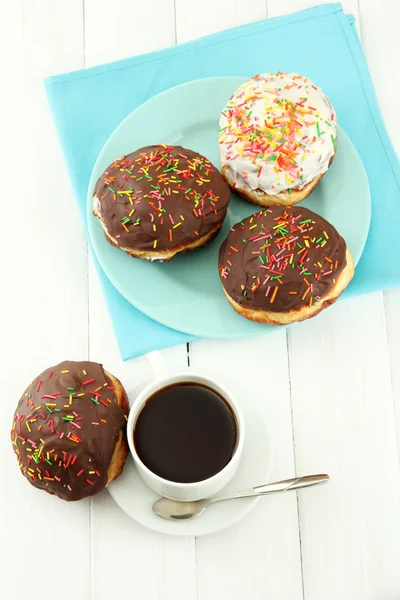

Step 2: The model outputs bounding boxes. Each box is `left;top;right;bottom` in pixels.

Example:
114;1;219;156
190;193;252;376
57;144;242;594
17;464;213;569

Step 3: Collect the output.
127;370;245;501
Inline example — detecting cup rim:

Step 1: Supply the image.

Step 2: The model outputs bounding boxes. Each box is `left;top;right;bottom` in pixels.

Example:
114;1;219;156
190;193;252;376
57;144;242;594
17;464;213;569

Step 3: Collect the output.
126;370;245;489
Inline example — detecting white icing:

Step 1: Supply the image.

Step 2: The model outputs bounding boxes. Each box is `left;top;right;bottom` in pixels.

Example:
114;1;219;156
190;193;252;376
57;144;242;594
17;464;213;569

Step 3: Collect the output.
219;73;337;196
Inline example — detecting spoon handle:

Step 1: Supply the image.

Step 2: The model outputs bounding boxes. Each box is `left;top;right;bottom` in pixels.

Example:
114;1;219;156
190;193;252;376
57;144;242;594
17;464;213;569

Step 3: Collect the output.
211;474;329;504
253;474;330;495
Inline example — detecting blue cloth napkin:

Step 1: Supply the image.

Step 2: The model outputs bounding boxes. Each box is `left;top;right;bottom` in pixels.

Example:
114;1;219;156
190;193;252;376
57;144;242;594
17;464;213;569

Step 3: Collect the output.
45;3;400;360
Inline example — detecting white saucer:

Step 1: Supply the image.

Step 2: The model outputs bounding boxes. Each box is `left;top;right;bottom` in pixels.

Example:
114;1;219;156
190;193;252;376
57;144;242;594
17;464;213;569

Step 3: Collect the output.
108;377;273;536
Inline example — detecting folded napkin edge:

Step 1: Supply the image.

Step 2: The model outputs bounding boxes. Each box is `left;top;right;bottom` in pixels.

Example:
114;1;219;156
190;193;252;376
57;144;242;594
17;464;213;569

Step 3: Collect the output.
334;11;400;190
44;3;343;87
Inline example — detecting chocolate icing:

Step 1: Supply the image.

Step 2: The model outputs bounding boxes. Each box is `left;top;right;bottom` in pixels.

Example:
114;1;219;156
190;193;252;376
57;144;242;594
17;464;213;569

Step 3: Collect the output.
219;206;347;313
10;361;127;501
93;145;230;253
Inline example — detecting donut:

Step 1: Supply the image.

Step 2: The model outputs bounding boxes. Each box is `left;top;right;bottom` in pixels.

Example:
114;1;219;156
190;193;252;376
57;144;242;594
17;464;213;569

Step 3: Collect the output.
219;73;337;207
10;361;129;501
93;145;231;261
218;206;354;325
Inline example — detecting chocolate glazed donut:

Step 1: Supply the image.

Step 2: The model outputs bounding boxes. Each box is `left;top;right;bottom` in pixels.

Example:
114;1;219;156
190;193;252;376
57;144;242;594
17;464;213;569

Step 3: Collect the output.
218;206;354;325
10;361;129;501
93;145;231;261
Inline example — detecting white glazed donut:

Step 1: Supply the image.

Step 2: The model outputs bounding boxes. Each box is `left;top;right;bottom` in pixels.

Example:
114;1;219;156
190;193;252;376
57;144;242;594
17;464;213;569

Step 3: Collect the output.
219;72;338;206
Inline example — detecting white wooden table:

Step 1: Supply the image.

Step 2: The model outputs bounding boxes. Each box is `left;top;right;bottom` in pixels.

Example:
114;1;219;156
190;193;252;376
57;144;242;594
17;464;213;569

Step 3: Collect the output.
2;1;400;598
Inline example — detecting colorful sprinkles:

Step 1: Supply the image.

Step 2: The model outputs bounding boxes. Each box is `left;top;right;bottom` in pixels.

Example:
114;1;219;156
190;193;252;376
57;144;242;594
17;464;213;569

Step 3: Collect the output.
219;206;347;313
94;145;230;254
10;361;127;501
219;73;337;196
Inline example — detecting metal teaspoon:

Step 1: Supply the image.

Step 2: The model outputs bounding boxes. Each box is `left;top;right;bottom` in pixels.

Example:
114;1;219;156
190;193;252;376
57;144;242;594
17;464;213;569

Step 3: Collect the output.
152;473;330;520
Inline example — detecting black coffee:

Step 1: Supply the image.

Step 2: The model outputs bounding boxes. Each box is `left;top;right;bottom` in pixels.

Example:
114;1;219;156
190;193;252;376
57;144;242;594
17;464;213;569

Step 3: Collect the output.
134;382;237;483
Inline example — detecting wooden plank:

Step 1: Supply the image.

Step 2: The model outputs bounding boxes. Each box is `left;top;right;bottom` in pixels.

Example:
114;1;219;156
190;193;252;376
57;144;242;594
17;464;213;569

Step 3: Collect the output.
268;2;400;597
190;338;303;600
260;3;400;597
360;1;400;559
384;289;400;461
268;0;359;19
88;265;196;600
281;1;400;596
0;2;90;599
175;1;303;597
175;0;268;43
268;0;361;35
84;0;176;66
288;293;400;599
84;2;195;598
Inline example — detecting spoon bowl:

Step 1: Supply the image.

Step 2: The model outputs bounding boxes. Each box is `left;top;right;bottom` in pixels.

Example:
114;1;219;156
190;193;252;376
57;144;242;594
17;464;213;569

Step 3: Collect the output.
153;498;211;520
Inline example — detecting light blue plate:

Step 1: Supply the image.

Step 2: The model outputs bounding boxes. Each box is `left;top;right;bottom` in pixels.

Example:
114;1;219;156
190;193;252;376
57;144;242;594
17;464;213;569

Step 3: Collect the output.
87;77;371;338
